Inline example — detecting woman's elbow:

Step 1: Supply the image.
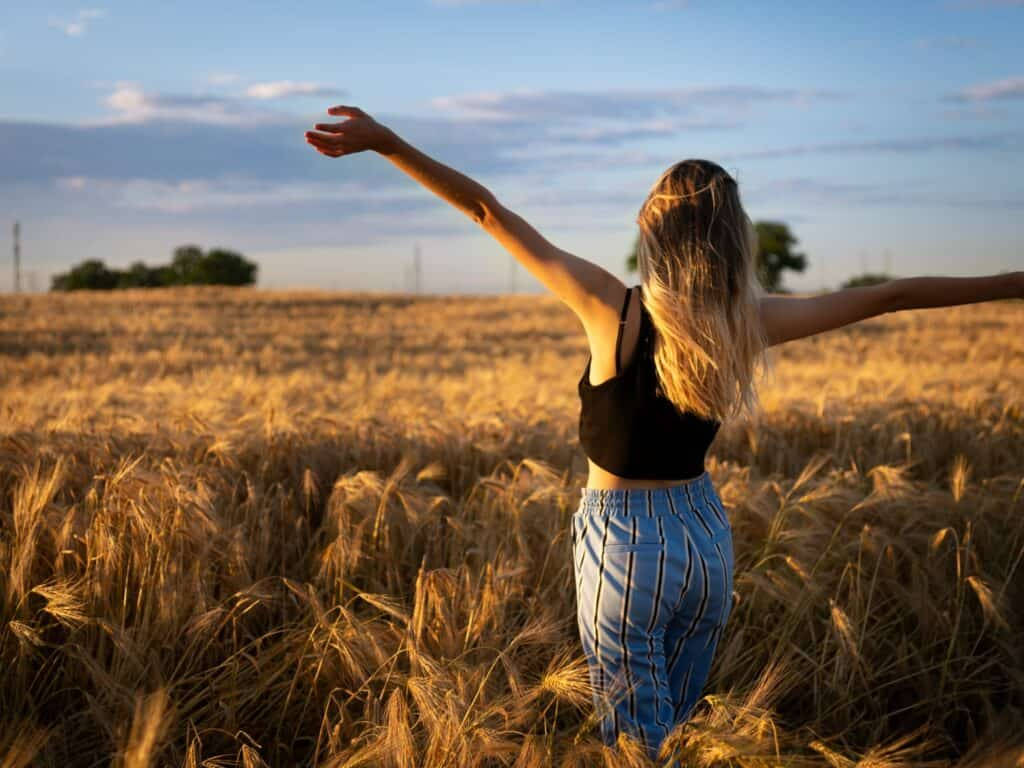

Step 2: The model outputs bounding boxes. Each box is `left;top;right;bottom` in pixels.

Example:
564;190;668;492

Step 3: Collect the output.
877;280;903;314
472;193;500;227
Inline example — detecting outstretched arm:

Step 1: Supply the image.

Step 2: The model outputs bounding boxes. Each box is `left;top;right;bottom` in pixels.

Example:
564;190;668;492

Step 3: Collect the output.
304;105;617;328
759;271;1023;347
886;272;1023;311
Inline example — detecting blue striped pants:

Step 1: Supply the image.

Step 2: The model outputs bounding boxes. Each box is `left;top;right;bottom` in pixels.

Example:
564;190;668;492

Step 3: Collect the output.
571;470;734;760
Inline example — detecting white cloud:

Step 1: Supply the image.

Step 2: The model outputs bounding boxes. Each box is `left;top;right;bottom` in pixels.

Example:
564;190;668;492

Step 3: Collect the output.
745;176;1024;210
53;176;427;213
84;81;292;125
950;76;1024;102
81;80;345;125
431;85;841;122
244;81;346;100
720;133;1022;161
48;8;106;37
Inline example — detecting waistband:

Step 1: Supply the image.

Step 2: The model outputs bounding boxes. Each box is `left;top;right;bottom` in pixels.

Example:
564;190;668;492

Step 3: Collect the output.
577;470;715;518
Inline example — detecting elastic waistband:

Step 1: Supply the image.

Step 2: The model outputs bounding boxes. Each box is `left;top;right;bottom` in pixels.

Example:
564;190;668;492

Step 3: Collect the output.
577;470;714;518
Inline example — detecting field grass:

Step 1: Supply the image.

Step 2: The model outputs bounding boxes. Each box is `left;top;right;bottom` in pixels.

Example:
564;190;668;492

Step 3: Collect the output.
1;286;1022;767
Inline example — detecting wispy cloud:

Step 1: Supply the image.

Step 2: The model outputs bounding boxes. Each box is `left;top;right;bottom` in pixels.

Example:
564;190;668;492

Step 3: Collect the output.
941;104;1010;120
52;176;425;213
0;108;558;189
744;177;896;206
86;82;289;125
48;8;106;38
948;75;1024;101
746;176;1024;209
244;81;347;100
6;77;1017;226
83;81;347;125
913;36;981;49
721;133;1022;160
432;85;841;123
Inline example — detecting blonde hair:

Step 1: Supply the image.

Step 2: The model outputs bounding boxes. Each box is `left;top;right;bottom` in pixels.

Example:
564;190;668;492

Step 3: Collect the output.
635;159;768;423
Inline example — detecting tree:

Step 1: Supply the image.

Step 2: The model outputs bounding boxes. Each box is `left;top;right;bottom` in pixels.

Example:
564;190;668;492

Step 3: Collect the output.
625;220;807;293
841;273;894;289
197;248;258;286
170;245;205;285
626;232;641;273
753;221;806;293
50;259;120;291
50;245;258;291
117;261;167;288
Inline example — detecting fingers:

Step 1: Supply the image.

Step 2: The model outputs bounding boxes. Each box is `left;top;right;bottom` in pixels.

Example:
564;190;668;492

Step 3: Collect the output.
313;121;345;133
305;129;340;141
327;105;363;117
305;130;345;148
304;131;346;157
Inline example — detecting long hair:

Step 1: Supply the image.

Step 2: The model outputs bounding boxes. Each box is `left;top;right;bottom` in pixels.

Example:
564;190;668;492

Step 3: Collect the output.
635;159;768;423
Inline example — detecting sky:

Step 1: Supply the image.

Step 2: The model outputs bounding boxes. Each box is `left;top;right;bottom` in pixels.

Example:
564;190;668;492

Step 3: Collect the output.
1;0;1021;294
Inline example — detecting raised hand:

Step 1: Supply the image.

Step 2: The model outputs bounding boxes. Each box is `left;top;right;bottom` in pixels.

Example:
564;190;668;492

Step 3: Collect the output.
304;105;395;157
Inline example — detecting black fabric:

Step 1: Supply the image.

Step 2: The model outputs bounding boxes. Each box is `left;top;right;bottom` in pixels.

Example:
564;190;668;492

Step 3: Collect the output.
613;286;631;375
578;284;721;480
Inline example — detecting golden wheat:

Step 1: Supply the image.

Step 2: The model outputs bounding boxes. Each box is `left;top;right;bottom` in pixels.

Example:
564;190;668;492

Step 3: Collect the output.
1;286;1022;767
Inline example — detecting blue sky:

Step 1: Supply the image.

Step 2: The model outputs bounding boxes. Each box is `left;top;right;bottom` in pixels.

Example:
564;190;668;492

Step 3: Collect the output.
1;0;1021;293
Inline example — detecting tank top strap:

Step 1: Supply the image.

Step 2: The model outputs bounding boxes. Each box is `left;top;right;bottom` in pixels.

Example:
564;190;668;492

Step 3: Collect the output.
613;286;632;375
636;285;653;359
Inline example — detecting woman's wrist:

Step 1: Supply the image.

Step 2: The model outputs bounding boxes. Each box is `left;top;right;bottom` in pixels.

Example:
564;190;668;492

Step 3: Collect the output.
376;126;403;156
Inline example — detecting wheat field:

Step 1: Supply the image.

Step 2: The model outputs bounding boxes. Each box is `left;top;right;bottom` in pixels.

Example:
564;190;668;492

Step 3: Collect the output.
1;286;1022;767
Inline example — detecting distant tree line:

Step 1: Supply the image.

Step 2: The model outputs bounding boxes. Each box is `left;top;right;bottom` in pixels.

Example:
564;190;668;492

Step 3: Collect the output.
839;273;894;289
51;245;257;291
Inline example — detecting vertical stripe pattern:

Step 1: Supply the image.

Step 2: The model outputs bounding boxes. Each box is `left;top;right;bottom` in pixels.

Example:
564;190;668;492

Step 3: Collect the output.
571;470;734;761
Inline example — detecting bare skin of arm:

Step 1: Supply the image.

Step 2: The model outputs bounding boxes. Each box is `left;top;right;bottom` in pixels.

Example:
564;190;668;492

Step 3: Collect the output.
759;272;1024;347
304;108;1023;351
304;105;618;334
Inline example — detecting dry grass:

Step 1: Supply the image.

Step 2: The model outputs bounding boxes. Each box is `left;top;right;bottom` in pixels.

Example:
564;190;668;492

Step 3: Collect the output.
1;286;1023;767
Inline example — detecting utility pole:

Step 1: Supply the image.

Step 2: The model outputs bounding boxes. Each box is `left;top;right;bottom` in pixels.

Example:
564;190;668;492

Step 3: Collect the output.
413;241;422;294
883;249;892;276
13;220;21;293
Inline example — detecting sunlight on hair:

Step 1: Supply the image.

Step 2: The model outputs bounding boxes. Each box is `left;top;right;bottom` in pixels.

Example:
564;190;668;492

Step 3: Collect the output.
635;159;769;423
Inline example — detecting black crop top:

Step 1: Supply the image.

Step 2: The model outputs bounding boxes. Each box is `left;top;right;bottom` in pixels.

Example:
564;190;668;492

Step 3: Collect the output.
578;284;721;480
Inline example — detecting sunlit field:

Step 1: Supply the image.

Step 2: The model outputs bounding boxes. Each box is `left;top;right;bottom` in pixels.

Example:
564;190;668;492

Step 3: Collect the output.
2;286;1022;767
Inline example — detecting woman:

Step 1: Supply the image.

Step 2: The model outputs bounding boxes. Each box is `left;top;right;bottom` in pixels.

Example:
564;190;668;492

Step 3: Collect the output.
304;106;1023;760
